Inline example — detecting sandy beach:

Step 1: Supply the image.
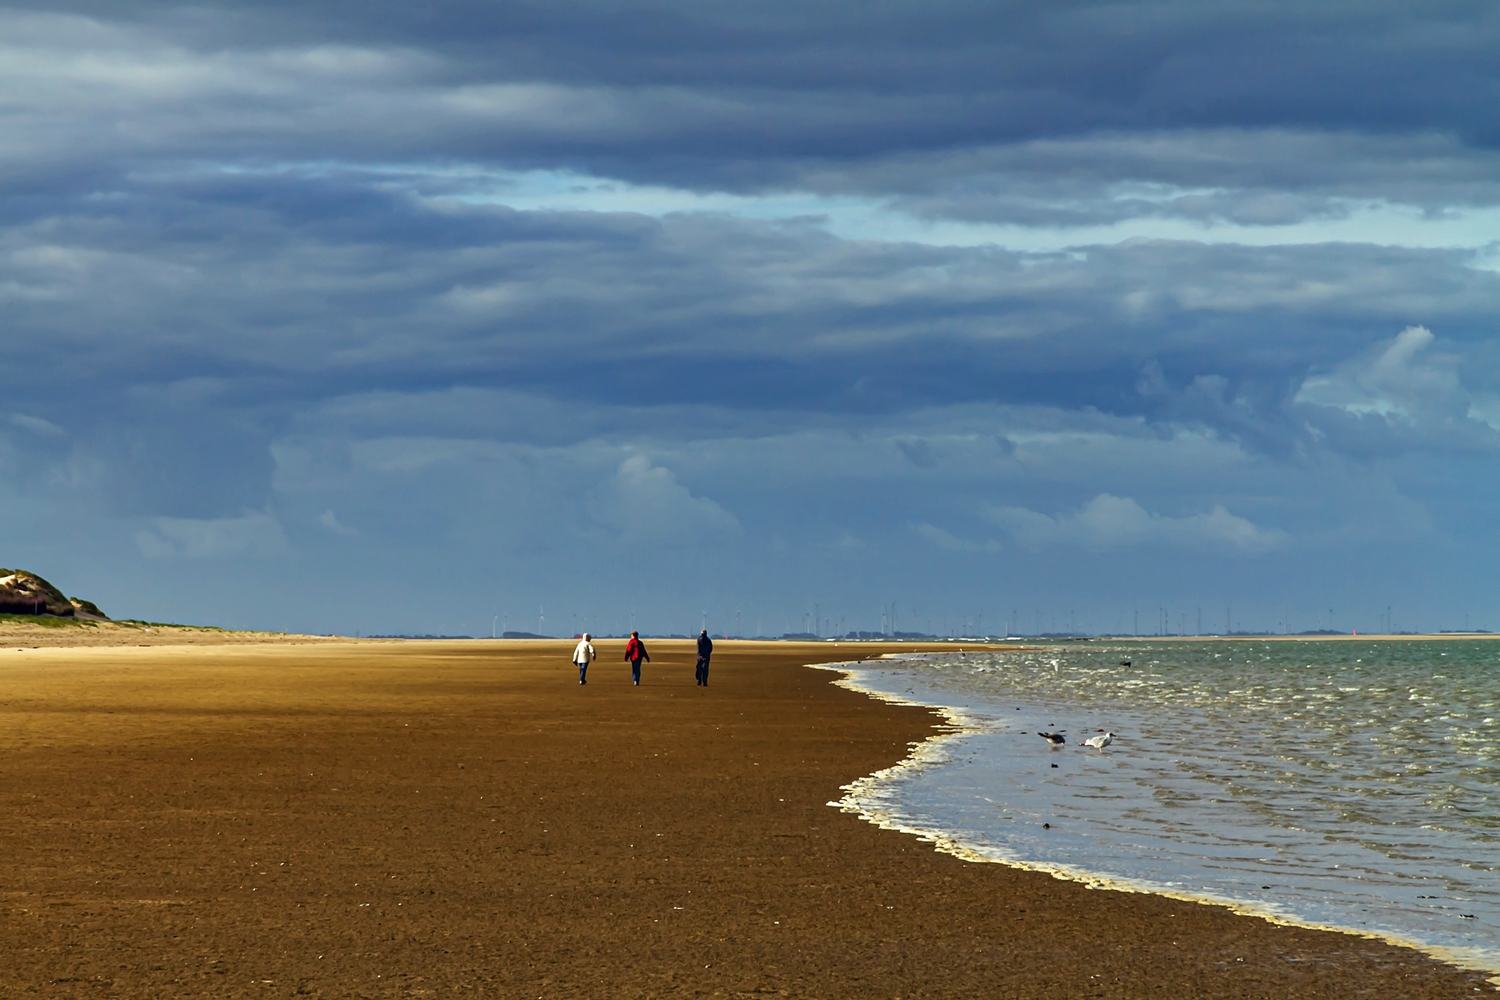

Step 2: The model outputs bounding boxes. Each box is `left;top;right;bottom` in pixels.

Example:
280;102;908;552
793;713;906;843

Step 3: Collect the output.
0;618;351;648
0;634;1490;998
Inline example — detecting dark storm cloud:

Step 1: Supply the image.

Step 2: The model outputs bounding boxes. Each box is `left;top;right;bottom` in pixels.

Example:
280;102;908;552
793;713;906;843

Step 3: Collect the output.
46;1;1494;138
4;3;1500;221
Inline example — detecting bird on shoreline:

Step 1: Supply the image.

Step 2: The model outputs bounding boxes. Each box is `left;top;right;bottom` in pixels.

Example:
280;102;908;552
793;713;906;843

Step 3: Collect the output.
1081;732;1115;751
1038;731;1066;745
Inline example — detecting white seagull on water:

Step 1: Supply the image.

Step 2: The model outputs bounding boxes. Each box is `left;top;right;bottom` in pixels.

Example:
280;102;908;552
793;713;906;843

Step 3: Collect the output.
1080;732;1115;751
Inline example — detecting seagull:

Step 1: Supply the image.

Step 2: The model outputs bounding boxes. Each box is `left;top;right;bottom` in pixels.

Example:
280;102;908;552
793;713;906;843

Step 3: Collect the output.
1080;732;1115;751
1038;732;1067;745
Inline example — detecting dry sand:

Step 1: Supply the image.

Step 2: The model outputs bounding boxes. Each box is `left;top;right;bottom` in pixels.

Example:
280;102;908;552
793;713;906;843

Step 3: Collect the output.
0;635;1490;998
0;619;348;648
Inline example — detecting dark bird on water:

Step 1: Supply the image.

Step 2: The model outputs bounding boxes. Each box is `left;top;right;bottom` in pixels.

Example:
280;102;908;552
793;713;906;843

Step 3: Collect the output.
1119;660;1132;666
1038;732;1066;745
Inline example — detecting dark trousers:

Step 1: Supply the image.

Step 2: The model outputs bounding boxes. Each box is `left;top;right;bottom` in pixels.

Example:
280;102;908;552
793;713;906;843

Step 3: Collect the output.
695;656;710;685
631;658;643;684
578;662;588;684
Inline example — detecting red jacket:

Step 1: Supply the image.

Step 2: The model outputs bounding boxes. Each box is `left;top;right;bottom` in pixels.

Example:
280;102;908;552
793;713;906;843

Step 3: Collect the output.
624;637;650;662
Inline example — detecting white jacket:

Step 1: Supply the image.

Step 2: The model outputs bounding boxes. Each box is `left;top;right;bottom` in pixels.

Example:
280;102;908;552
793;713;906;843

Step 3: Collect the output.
572;639;596;665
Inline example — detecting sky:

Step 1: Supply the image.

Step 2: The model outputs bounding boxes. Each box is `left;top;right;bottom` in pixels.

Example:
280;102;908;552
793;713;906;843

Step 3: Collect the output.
4;1;1500;637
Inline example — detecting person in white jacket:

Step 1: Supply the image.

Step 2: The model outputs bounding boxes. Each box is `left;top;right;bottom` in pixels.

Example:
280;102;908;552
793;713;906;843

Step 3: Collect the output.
572;633;596;685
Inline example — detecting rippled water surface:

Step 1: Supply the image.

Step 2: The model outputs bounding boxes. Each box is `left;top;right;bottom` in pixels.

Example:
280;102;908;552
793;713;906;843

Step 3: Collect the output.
832;640;1500;973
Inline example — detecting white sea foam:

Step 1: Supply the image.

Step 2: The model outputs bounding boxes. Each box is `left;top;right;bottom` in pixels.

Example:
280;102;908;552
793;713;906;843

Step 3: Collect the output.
813;642;1500;982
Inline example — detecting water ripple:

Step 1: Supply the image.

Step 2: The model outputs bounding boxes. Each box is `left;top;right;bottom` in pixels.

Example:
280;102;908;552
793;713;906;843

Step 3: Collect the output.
827;640;1500;979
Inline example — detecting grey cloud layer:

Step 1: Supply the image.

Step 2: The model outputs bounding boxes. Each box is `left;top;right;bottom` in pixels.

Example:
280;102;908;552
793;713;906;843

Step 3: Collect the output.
5;4;1500;222
5;167;1497;549
9;172;1500;443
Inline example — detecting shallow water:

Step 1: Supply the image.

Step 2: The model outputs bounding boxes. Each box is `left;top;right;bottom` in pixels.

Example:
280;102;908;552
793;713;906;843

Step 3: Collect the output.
826;639;1500;975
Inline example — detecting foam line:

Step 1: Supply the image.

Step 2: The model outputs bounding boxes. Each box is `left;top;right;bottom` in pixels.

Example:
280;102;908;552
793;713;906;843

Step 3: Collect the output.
812;658;1500;984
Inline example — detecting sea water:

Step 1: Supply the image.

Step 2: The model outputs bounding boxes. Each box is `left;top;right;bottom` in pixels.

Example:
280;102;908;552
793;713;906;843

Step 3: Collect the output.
822;639;1500;976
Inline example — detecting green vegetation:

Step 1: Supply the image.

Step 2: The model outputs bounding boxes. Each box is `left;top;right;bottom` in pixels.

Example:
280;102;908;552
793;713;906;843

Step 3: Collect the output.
115;620;226;631
0;613;97;628
0;615;229;631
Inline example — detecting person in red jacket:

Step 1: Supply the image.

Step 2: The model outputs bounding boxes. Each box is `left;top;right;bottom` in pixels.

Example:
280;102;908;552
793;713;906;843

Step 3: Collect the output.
624;631;650;686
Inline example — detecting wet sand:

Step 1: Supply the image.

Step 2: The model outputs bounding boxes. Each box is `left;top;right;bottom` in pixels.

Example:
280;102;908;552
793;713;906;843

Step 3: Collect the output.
0;637;1490;998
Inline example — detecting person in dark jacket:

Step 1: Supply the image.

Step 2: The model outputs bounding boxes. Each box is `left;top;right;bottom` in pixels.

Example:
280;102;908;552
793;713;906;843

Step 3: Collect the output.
624;631;650;685
695;629;713;686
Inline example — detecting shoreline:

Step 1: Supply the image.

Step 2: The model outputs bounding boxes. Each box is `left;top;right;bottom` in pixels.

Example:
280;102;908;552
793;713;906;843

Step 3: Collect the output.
4;614;1491;650
0;638;1490;997
821;656;1500;984
1121;634;1500;642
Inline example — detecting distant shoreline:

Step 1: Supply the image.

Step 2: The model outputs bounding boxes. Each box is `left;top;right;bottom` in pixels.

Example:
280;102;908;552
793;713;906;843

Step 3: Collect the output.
1116;632;1500;641
1;617;1494;650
